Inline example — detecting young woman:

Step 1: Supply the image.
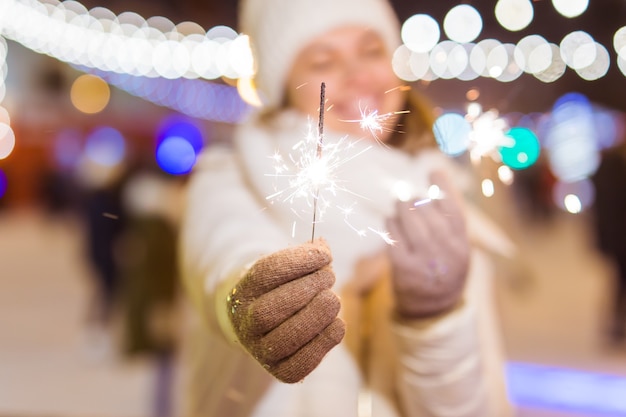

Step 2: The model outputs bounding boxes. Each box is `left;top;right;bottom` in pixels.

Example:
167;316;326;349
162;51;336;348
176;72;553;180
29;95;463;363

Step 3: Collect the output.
179;0;513;415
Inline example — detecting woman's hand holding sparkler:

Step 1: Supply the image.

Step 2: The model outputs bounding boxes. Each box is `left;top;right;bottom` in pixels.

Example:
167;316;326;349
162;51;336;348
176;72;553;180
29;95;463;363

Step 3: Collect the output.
227;239;346;383
386;170;470;319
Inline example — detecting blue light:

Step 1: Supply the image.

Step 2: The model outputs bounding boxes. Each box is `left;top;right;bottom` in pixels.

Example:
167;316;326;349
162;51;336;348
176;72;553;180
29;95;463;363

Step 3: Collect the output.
507;362;626;415
545;92;600;182
0;168;7;198
433;112;471;156
76;66;252;124
54;129;83;168
156;136;196;175
156;115;204;153
85;127;126;166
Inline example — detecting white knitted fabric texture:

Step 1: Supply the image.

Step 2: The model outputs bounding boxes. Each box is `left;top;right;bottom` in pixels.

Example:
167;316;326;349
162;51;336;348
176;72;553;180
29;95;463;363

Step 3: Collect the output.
238;0;401;108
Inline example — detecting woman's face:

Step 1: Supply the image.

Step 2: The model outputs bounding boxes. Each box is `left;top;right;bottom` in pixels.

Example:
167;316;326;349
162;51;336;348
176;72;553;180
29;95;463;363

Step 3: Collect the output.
285;26;405;142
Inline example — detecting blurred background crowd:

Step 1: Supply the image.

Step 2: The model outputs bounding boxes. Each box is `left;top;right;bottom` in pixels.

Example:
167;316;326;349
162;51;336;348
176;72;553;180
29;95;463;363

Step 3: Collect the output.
1;0;626;416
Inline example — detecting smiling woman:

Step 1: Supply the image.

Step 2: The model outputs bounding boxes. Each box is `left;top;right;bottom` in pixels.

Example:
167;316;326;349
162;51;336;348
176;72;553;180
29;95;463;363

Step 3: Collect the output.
178;0;514;416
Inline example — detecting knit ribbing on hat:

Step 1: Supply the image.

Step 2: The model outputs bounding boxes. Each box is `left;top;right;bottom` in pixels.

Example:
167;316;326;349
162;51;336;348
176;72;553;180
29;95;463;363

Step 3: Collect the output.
239;0;401;108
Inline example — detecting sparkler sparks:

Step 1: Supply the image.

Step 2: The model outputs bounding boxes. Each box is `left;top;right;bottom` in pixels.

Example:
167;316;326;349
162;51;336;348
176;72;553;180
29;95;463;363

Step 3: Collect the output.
265;85;416;244
341;104;409;143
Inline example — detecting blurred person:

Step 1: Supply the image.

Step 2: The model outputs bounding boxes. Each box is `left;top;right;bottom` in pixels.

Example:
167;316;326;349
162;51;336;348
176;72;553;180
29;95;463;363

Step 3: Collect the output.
77;158;128;357
117;168;183;417
179;0;514;416
591;139;626;345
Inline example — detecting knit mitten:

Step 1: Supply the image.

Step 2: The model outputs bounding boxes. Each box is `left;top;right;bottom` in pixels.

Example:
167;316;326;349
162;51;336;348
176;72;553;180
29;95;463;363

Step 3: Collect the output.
227;239;345;383
386;170;470;319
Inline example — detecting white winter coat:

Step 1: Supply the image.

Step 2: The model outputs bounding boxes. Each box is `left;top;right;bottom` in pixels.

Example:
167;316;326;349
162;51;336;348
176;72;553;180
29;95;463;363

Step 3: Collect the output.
179;110;514;417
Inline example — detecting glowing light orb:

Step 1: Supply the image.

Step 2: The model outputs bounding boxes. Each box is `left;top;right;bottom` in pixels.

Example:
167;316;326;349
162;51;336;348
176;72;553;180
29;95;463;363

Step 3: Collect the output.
495;0;534;32
433;113;471;156
156;136;196;175
409;50;431;80
553;179;594;214
443;5;483;44
0;106;10;125
402;14;440;53
237;77;263;107
0;122;16;160
619;53;626;77
552;0;589;18
392;45;420;82
54;129;83;168
85;126;126;166
70;74;111;114
614;27;626;56
560;31;596;70
515;35;551;74
492;43;523;82
575;43;610;81
499;127;540;169
156;115;204;154
498;165;515;185
508;362;626;412
533;44;567;83
430;41;468;79
0;169;7;198
482;179;495;197
545;93;600;182
470;39;502;77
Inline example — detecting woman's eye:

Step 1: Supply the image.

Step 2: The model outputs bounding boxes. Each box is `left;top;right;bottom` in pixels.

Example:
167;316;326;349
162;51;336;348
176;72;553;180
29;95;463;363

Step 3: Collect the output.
309;59;335;71
363;44;385;58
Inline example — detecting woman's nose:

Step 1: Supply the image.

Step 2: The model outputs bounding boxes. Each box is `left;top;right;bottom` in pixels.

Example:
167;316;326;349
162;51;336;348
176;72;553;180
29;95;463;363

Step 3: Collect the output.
342;60;372;88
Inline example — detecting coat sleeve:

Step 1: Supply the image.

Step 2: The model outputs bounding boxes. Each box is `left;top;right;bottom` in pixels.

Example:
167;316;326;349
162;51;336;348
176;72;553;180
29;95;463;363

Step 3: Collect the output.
391;248;513;417
178;146;291;342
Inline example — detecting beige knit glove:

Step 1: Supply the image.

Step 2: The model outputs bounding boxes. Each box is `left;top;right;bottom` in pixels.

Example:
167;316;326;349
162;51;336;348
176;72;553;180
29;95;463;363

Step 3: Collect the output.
386;170;470;319
227;239;345;383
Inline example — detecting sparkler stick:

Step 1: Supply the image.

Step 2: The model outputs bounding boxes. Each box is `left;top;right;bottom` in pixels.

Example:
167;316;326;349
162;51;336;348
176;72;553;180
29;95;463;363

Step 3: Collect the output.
311;82;326;242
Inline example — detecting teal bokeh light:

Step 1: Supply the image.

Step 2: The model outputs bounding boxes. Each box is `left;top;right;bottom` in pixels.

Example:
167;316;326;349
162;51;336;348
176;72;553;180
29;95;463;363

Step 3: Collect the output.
499;127;540;169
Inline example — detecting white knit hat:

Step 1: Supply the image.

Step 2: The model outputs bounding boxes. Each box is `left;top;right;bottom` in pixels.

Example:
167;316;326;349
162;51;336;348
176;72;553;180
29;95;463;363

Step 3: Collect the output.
239;0;401;108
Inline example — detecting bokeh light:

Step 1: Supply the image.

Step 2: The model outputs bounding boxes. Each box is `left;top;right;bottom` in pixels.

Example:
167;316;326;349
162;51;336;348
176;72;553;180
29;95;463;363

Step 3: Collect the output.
156;136;196;175
70;74;111;114
54;129;83;168
0;122;16;159
0;106;10;124
560;31;596;70
575;43;610;81
84;126;126;166
552;0;589;18
533;44;567;82
499;127;540;169
515;35;552;74
498;165;515;185
553;179;595;214
443;5;482;44
401;14;440;53
545;93;600;182
156;115;204;153
482;178;495;197
392;45;420;82
614;26;626;56
430;41;468;79
0;168;7;198
495;0;534;32
433;113;471;156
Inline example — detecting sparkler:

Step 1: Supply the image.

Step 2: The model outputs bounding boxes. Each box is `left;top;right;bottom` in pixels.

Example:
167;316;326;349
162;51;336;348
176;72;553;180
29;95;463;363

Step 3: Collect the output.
311;82;326;242
265;85;416;245
265;84;373;242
